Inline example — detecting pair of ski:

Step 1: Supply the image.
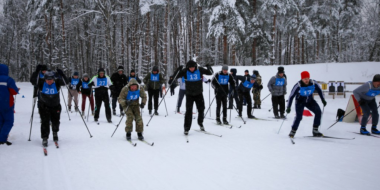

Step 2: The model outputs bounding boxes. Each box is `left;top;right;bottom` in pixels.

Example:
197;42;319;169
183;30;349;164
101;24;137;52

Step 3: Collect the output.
42;141;59;156
127;139;154;147
351;132;380;138
185;129;223;143
236;116;274;121
289;135;355;144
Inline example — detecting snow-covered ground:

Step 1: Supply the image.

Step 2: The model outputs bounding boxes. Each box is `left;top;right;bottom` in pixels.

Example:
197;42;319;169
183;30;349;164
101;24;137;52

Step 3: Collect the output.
1;62;380;190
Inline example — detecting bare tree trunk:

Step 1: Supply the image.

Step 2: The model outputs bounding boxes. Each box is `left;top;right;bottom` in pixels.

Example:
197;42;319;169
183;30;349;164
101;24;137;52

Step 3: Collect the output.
196;5;201;62
278;31;282;65
271;5;277;65
302;35;305;64
223;29;228;65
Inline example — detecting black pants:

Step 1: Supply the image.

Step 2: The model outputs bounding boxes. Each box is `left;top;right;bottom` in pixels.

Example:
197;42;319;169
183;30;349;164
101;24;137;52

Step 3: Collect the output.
170;86;175;96
228;88;240;108
272;95;285;116
148;89;160;111
360;98;379;127
40;104;61;139
216;95;227;119
184;94;205;131
238;90;252;117
95;92;111;120
112;96;123;112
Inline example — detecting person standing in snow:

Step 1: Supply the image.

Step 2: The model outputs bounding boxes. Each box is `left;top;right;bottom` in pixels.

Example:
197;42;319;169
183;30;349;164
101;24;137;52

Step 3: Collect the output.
168;75;177;96
236;74;258;118
118;78;147;140
267;68;287;118
37;69;67;147
228;68;240;109
212;65;235;125
67;71;80;112
89;68;113;123
143;66;166;115
286;71;327;138
110;66;128;116
76;73;94;116
173;60;213;135
252;70;263;109
0;64;19;145
353;74;380;135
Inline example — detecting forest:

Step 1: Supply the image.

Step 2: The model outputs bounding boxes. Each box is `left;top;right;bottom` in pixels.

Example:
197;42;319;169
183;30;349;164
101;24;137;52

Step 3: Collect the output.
0;0;379;81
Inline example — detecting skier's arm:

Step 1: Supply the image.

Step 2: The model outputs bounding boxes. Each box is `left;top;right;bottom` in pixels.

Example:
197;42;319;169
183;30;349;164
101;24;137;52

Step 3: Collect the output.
287;83;300;109
140;86;147;105
118;86;129;109
353;82;370;102
314;80;325;101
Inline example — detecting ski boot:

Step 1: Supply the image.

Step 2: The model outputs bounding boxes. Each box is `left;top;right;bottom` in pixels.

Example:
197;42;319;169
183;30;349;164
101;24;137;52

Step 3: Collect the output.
253;105;258;109
53;132;58;142
274;115;280;119
372;126;380;134
113;109;116;116
289;129;296;138
126;132;131;140
184;130;189;135
280;114;286;119
149;110;152;115
75;107;79;112
0;141;12;146
248;115;256;119
107;118;112;123
199;124;205;131
258;105;261;109
360;127;370;135
312;126;323;137
81;111;85;116
121;112;125;116
154;110;159;115
223;118;229;125
137;133;144;140
94;118;98;122
68;106;72;112
216;117;222;125
42;138;48;147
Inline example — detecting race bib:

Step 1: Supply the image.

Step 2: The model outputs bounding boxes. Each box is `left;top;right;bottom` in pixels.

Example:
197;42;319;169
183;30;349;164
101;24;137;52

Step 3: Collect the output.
186;70;201;82
42;83;58;95
127;90;140;100
218;74;229;85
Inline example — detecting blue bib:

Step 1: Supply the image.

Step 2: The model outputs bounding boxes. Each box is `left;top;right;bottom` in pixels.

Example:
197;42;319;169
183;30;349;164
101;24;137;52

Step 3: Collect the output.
218;74;229;85
150;73;159;82
182;77;185;83
71;78;79;86
186;70;201;82
129;77;136;81
275;78;285;86
82;81;89;89
97;78;107;86
126;90;140;100
42;82;58;95
39;72;45;79
366;89;380;97
300;85;315;96
243;81;253;89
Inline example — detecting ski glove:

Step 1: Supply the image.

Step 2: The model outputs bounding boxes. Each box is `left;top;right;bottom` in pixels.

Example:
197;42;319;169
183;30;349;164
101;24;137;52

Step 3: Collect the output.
322;99;327;107
140;103;145;109
259;85;263;90
126;100;132;105
286;107;291;114
56;69;64;76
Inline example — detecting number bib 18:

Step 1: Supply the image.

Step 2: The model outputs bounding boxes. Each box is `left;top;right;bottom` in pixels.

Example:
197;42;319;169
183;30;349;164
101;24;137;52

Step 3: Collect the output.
127;90;140;100
186;70;201;82
42;82;58;95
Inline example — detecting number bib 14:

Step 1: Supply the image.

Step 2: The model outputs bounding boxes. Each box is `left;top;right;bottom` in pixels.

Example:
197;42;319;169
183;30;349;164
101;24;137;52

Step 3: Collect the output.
127;90;140;100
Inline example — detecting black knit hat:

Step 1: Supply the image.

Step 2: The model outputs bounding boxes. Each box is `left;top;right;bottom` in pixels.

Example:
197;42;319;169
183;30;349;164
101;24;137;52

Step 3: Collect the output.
253;70;259;76
117;66;124;71
73;71;79;76
41;65;48;71
187;60;197;68
130;69;135;74
244;70;249;73
278;66;284;74
152;66;159;72
373;74;380;82
98;68;105;73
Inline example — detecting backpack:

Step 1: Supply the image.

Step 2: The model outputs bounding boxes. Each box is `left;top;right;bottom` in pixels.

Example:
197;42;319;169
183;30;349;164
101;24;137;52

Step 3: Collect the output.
336;108;345;121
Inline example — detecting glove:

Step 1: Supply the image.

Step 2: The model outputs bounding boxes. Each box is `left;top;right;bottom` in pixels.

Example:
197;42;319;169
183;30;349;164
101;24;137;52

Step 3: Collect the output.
126;100;132;105
286;107;291;114
208;79;211;83
56;69;64;76
322;99;327;107
206;64;214;73
140;103;145;109
359;99;366;106
178;65;184;70
36;65;42;72
259;85;263;90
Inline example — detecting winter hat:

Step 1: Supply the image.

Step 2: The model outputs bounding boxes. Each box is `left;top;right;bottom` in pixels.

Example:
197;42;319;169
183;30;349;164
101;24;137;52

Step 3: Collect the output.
45;70;55;80
152;66;159;72
301;71;310;79
117;66;124;71
278;66;284;74
83;73;89;78
222;65;228;71
373;74;380;82
250;74;257;80
187;60;197;68
41;65;48;71
244;70;249;73
130;69;135;74
98;68;105;73
73;71;79;76
253;70;259;76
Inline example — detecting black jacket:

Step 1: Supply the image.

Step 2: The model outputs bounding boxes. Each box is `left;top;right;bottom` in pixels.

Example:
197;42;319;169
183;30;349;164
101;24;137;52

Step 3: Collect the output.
212;71;235;97
110;72;128;97
76;78;92;95
237;74;258;93
175;65;213;96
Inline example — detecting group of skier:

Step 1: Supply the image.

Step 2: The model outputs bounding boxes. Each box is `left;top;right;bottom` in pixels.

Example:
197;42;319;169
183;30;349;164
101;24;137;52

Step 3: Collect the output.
0;61;379;147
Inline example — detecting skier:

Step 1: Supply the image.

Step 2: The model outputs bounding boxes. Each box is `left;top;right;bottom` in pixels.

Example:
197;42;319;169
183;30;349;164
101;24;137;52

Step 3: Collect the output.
89;68;113;123
37;69;67;147
176;77;186;113
110;66;128;116
237;73;258;118
118;78;147;140
67;71;80;112
241;70;250;106
267;68;287;118
228;68;239;109
353;74;380;135
30;64;47;111
76;73;94;116
143;66;166;115
0;64;19;145
212;65;235;125
168;75;177;96
126;69;141;84
252;70;263;109
286;71;327;138
173;60;213;135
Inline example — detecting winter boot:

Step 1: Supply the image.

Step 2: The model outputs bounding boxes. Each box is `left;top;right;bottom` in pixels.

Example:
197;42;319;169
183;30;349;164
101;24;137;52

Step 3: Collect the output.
137;133;144;140
81;111;85;116
184;130;189;135
360;127;370;135
42;138;48;147
289;130;296;138
274;115;280;119
280;114;286;119
258;105;261;109
177;107;180;113
107;118;112;123
68;106;72;112
223;118;229;125
5;141;12;146
371;126;380;134
92;110;94;116
94;118;98;122
53;132;58;142
199;124;205;131
154;110;159;115
126;132;131;140
75;107;79;112
216;117;222;125
253;105;258;109
113;109;116;116
149;110;152;115
312;126;323;137
248;115;256;119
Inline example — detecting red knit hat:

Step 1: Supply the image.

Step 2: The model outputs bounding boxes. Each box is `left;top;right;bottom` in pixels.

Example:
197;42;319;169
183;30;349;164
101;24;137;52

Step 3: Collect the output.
301;71;310;79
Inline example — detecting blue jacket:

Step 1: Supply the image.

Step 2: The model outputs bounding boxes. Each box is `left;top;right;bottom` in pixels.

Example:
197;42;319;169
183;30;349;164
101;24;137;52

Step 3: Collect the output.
287;79;325;109
0;64;19;112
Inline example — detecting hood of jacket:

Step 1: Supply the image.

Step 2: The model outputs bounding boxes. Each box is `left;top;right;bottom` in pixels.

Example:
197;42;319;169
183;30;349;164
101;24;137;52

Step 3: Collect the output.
0;64;9;76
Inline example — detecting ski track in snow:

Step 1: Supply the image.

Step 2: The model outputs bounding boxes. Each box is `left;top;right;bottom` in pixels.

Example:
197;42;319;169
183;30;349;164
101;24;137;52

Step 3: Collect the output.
1;62;380;190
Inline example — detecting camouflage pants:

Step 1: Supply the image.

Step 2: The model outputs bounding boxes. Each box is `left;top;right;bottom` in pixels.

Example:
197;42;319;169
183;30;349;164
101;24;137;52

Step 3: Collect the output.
125;106;144;133
253;89;261;106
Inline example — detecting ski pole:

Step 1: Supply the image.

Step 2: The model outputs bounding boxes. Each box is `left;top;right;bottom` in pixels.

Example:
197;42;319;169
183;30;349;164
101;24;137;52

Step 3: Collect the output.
209;82;211;117
87;89;93;122
164;96;169;117
327;108;356;130
261;93;271;102
277;113;288;134
204;94;217;117
28;97;37;141
111;105;129;137
61;75;93;137
60;89;71;121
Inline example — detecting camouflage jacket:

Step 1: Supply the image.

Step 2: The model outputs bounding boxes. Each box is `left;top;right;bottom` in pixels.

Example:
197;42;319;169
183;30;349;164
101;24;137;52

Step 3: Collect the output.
118;78;147;109
252;74;262;92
